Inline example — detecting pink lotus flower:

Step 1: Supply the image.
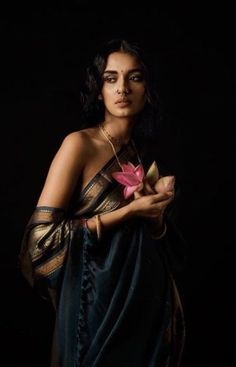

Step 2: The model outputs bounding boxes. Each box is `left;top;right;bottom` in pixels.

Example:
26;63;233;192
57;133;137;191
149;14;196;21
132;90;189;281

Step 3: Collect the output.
112;160;175;199
111;162;144;199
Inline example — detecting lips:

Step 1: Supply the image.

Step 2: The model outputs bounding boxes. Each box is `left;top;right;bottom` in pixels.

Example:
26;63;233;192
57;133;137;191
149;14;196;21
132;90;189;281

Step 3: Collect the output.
115;98;131;105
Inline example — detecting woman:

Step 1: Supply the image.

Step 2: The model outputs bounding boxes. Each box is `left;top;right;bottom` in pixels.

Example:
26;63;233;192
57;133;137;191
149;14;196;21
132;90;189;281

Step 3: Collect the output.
19;39;186;367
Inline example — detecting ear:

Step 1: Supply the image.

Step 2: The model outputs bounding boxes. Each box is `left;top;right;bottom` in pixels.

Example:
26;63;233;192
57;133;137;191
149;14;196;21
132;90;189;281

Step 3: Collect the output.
98;94;103;100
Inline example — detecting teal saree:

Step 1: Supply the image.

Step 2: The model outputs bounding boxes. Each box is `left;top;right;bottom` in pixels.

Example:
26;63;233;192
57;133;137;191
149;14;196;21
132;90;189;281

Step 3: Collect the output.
19;143;186;367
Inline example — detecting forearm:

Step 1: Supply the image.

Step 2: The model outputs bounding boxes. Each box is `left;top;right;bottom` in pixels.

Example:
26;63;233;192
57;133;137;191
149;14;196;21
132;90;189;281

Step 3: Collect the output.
80;192;172;238
86;203;133;234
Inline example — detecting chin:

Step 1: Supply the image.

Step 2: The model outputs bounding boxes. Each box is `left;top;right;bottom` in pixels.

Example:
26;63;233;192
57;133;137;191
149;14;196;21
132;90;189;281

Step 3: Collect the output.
115;108;139;118
116;112;134;118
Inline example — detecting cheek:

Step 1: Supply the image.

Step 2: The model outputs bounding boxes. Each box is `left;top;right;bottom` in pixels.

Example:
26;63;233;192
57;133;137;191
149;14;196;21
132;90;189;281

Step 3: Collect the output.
101;86;114;102
136;84;146;96
135;90;147;111
137;88;147;103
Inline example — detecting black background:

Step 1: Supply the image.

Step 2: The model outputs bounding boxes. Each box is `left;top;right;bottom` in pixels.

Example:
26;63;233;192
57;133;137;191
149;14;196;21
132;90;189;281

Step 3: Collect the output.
1;1;236;366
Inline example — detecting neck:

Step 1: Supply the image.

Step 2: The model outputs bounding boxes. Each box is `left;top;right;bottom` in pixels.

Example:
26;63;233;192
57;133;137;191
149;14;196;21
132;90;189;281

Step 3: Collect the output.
101;117;135;145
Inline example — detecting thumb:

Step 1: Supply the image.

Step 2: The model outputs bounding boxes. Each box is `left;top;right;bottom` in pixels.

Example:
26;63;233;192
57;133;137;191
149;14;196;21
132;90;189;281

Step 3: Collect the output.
134;190;143;199
134;183;144;199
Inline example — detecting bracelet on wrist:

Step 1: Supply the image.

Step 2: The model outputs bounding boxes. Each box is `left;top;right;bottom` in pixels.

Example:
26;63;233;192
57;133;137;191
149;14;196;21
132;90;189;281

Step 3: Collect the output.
95;214;102;240
150;222;167;239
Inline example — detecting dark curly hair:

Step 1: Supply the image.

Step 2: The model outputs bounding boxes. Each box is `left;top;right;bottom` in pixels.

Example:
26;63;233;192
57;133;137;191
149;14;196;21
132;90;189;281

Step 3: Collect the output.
79;38;162;144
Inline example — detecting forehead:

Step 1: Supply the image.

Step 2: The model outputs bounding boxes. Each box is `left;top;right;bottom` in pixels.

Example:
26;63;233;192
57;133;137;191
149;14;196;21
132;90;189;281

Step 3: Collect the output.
104;51;141;72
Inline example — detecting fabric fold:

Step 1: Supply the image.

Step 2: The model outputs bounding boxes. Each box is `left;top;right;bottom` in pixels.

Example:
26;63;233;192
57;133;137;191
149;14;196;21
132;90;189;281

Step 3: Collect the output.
19;206;76;305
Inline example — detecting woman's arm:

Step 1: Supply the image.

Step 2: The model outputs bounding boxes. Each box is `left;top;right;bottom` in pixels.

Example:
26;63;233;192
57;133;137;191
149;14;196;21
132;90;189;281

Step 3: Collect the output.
36;132;173;236
85;191;174;234
37;132;86;209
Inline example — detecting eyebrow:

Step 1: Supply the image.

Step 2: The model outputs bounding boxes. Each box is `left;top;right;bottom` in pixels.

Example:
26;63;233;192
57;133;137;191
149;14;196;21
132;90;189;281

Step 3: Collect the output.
103;68;143;74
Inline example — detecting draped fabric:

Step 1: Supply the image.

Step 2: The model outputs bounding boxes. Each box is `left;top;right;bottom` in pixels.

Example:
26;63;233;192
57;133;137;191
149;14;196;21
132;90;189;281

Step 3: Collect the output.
19;142;186;367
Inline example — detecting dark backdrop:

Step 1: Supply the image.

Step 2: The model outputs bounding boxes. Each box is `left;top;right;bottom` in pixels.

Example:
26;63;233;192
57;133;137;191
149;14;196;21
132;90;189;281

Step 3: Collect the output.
1;2;235;366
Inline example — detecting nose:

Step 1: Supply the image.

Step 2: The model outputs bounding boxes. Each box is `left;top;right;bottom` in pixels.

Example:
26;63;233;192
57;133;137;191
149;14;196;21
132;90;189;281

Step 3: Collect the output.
116;78;130;95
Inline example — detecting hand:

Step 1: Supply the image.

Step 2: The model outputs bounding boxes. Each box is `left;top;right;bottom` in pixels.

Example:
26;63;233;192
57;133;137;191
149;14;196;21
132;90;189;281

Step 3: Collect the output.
129;190;174;219
133;179;156;198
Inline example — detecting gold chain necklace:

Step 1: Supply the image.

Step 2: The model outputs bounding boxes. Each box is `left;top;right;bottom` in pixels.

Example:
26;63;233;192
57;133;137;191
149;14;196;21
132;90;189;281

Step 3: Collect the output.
99;124;124;146
98;124;142;170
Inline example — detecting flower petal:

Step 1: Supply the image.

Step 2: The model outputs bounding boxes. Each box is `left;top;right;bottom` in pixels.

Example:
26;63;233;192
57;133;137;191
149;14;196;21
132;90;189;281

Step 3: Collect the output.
155;176;175;193
134;164;144;181
128;162;136;169
124;185;139;199
145;161;159;186
121;163;135;173
111;171;140;186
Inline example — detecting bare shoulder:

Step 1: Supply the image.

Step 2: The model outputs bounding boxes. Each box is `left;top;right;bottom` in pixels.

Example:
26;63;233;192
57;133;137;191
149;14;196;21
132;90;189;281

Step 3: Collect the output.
61;130;88;148
58;130;91;160
62;128;99;148
36;130;92;208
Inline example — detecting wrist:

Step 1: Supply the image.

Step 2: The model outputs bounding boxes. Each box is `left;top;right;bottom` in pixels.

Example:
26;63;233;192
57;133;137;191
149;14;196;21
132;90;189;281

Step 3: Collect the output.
126;201;137;219
150;221;167;239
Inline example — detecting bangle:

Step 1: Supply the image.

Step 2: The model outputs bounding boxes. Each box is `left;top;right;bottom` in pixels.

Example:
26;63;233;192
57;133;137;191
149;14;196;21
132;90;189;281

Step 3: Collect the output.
95;214;102;240
151;222;167;239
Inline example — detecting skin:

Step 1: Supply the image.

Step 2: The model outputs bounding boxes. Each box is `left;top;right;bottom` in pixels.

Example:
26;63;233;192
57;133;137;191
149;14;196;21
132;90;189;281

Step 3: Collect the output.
37;51;174;234
100;51;147;121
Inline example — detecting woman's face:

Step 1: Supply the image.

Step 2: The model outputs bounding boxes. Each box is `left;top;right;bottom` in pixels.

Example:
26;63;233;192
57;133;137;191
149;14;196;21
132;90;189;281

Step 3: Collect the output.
100;51;147;119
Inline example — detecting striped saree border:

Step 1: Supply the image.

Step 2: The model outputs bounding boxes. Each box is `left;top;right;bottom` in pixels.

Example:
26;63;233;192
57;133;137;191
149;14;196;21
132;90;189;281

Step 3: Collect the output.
19;206;73;285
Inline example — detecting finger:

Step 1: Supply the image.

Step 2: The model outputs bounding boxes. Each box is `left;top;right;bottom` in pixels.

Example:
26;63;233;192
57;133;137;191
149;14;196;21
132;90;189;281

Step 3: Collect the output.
166;191;175;201
151;191;174;202
166;190;174;195
156;196;175;211
160;194;175;206
137;182;144;192
134;190;143;199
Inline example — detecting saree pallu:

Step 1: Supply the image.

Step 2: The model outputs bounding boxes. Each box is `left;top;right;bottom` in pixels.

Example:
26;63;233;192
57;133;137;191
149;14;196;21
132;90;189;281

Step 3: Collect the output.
19;143;186;367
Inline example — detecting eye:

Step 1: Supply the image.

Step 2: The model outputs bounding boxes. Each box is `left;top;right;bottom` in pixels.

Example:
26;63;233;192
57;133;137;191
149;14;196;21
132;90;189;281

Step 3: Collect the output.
129;74;144;82
103;76;117;83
